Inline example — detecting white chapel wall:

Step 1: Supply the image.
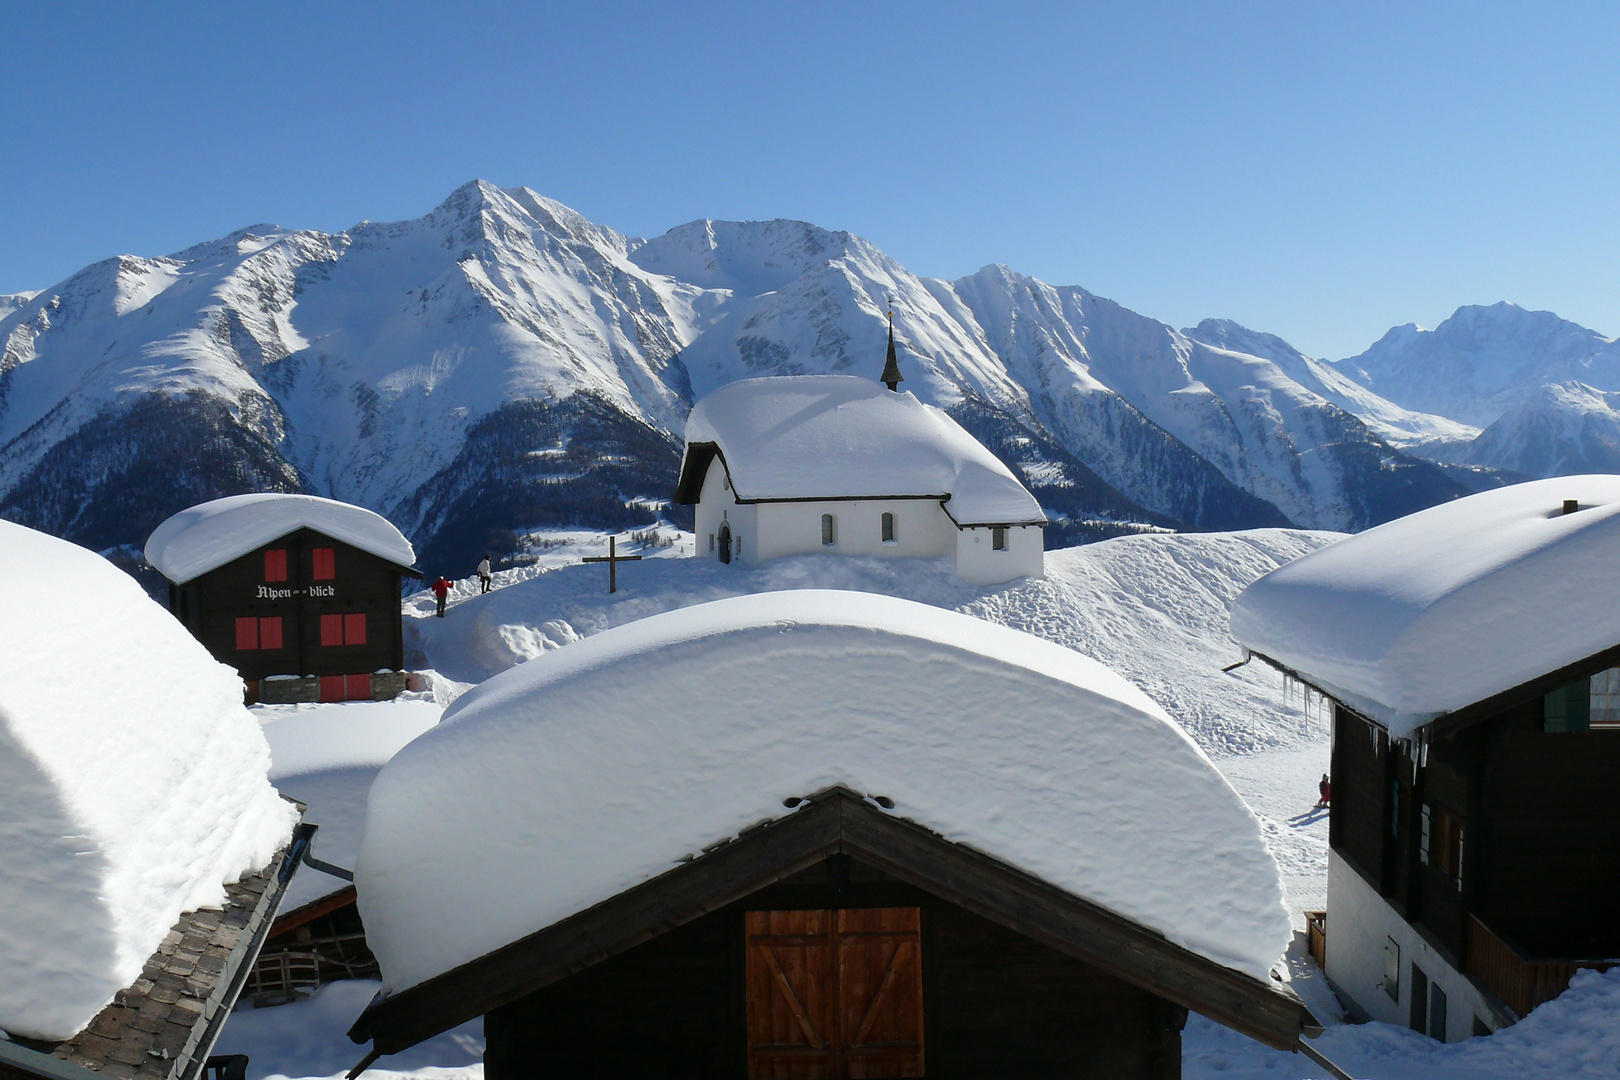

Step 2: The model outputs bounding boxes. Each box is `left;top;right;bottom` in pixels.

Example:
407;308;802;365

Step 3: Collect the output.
694;459;758;564
753;499;956;563
954;524;1043;585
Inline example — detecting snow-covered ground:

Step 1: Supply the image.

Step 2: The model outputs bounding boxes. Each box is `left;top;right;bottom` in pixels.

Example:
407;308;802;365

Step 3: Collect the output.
217;532;1620;1079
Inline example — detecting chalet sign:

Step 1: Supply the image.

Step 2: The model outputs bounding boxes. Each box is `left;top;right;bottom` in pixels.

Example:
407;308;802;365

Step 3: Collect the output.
256;585;338;600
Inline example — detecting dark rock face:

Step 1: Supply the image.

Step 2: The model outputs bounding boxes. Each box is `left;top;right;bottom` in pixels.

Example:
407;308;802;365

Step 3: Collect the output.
396;394;686;576
0;391;305;554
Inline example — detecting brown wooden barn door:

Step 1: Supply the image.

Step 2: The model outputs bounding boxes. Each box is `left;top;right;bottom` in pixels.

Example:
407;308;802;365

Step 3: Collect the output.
838;908;924;1078
746;908;924;1080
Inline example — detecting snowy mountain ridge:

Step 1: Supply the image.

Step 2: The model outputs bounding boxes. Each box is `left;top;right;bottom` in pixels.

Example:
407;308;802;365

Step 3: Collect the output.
1;181;1470;568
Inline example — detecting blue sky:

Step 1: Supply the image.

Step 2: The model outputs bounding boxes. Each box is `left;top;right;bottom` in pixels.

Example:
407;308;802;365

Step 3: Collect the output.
1;1;1614;359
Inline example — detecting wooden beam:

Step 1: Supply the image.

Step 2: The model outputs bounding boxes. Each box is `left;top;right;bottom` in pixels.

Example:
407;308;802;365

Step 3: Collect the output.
353;789;1311;1055
355;798;846;1052
834;799;1309;1049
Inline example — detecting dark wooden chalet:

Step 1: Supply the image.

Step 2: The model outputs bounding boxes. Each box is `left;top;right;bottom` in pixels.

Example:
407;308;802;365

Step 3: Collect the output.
146;496;420;703
1319;652;1620;1024
347;788;1328;1080
1229;479;1620;1041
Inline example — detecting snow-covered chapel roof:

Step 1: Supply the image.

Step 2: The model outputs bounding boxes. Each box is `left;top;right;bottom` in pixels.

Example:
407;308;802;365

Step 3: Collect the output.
1231;475;1620;735
145;493;416;584
357;590;1289;995
674;376;1047;526
0;520;297;1041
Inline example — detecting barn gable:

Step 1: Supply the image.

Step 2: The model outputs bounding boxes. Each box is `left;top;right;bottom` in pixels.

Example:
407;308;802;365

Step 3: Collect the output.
349;787;1316;1074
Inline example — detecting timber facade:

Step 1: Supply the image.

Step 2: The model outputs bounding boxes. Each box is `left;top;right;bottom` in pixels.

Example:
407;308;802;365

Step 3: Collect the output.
166;527;416;702
1322;648;1620;1029
350;788;1316;1080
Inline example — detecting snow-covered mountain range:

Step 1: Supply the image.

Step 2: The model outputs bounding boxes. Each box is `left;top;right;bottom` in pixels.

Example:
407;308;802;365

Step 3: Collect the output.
3;180;1602;571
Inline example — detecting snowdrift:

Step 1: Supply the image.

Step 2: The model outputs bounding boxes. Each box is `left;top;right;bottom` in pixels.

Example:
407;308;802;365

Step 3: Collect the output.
359;590;1292;994
0;520;297;1040
1232;475;1620;733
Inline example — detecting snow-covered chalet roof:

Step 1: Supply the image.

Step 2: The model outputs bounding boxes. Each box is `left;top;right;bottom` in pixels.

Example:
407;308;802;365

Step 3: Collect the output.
145;493;416;585
1231;475;1620;735
0;520;297;1040
674;376;1046;526
357;589;1289;994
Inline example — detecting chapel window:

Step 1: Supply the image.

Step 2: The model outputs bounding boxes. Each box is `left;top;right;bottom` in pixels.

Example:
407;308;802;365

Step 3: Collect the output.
992;526;1008;551
821;514;836;547
312;547;336;580
264;549;288;582
882;512;896;543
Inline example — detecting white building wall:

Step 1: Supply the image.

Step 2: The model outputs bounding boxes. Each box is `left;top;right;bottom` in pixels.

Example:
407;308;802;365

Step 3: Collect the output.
693;459;758;565
954;524;1044;586
753;499;956;564
1324;849;1502;1042
692;458;1045;584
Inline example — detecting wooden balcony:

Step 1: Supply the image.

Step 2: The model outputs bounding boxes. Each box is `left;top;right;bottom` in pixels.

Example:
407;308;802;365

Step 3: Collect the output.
1467;915;1617;1019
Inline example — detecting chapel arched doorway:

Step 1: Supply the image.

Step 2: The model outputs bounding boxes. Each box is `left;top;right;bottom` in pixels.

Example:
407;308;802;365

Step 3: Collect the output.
717;522;732;564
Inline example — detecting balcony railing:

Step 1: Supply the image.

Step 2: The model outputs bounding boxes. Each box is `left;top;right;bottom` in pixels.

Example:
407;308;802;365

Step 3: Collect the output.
1467;915;1616;1018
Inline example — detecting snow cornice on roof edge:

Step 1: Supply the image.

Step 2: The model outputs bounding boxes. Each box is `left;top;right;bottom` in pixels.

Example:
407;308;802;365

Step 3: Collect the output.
674;376;1046;527
145;493;417;585
1231;475;1620;736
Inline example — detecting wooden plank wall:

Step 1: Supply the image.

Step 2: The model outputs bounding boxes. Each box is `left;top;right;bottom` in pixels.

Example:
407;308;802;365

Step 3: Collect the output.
1331;706;1387;888
483;859;1184;1080
1476;719;1620;958
175;528;405;684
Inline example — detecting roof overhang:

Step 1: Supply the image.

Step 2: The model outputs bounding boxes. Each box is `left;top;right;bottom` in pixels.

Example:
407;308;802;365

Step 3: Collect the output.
1247;639;1620;739
672;443;1046;526
349;788;1313;1060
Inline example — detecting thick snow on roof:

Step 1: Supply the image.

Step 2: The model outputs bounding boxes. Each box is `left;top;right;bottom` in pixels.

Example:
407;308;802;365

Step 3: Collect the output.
259;700;443;914
0;521;298;1041
1231;475;1620;734
358;590;1290;994
145;493;416;585
683;375;1046;525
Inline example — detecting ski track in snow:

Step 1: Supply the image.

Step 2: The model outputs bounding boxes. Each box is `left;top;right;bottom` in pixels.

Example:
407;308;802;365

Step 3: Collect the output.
219;530;1617;1079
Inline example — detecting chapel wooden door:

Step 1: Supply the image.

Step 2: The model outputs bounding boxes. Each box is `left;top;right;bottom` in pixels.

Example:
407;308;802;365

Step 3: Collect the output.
745;907;925;1079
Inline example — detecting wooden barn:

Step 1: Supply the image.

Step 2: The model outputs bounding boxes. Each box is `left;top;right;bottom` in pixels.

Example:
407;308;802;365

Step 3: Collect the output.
344;592;1339;1079
145;495;420;703
1232;477;1620;1041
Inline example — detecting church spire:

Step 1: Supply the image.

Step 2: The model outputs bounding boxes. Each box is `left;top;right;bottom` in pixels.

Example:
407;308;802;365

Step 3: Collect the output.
881;301;904;392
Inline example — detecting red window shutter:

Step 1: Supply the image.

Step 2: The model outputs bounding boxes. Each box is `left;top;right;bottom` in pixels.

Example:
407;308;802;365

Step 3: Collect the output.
346;673;372;701
313;548;335;580
344;613;367;646
320;614;344;647
259;616;283;650
235;617;259;651
318;675;345;703
264;549;288;582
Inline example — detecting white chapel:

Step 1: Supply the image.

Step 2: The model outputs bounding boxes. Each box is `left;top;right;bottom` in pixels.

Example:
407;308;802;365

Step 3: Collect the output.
672;368;1047;585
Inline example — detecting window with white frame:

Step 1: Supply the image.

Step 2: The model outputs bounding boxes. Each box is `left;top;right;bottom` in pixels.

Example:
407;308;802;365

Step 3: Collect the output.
881;512;896;543
992;526;1008;550
821;514;836;546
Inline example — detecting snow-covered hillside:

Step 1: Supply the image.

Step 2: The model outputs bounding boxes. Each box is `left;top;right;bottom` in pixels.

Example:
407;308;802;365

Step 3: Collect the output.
1;183;1471;572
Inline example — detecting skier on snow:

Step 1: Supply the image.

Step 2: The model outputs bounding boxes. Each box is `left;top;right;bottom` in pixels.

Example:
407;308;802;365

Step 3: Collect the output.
1316;773;1331;809
478;556;493;594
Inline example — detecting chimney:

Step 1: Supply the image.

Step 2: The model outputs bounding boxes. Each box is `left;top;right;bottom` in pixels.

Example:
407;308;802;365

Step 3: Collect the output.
1564;499;1580;515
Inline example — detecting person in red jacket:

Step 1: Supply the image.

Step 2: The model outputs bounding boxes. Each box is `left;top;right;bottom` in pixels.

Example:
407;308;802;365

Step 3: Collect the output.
431;575;451;618
1317;773;1332;809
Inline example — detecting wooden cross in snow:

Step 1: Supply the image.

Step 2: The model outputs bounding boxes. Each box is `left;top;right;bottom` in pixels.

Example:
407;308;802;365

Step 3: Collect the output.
581;535;643;594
